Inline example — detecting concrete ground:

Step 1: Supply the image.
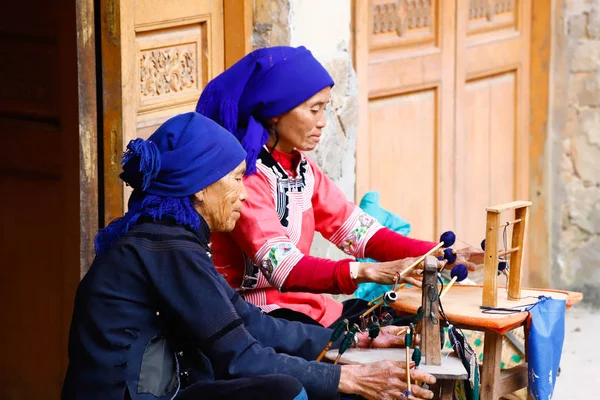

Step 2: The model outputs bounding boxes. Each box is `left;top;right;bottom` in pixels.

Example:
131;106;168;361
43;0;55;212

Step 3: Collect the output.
553;305;600;399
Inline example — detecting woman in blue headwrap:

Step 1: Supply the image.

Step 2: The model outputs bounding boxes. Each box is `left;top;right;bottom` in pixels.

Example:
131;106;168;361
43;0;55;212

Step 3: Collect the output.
196;46;483;327
62;112;436;400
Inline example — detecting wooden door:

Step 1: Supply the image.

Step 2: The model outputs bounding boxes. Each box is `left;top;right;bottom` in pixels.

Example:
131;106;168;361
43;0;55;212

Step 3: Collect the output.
355;0;532;249
101;0;226;222
355;0;457;242
454;0;531;248
0;0;96;398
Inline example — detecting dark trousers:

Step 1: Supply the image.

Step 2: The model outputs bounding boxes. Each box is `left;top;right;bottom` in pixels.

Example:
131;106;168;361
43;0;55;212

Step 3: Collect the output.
175;374;307;400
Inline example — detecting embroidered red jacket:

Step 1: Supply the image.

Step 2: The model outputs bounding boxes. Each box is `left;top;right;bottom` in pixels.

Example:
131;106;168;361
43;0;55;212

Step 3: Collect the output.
211;147;435;326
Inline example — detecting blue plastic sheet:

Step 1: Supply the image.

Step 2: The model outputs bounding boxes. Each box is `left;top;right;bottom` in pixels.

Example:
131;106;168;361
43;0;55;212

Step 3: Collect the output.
353;191;411;302
528;296;566;400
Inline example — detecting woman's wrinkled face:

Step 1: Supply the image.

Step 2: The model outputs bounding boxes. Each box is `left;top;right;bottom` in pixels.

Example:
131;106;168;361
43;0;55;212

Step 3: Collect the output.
194;161;247;232
268;86;331;153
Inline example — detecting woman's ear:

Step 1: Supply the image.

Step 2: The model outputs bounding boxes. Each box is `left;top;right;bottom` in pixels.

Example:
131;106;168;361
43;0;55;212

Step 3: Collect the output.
194;190;205;204
267;116;279;125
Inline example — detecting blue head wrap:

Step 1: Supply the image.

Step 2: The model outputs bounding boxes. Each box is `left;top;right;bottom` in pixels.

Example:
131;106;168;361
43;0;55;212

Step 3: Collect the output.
195;46;334;174
94;112;246;255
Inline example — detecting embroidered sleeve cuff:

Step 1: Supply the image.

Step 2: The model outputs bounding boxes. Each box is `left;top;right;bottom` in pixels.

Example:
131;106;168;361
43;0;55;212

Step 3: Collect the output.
329;207;383;258
254;237;304;291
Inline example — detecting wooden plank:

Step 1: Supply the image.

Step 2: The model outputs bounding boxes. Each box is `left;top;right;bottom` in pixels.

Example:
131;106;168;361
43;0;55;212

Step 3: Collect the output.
224;0;252;68
100;0;127;225
508;206;530;300
431;382;442;400
323;349;468;380
486;201;533;213
483;211;500;307
390;285;579;335
352;0;370;203
466;34;521;78
76;0;98;276
527;0;553;289
438;0;457;239
421;256;441;365
481;331;503;400
440;380;455;400
499;363;528;396
516;0;533;214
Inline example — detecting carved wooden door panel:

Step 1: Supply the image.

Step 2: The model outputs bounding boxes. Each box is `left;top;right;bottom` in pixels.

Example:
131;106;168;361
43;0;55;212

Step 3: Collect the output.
356;0;531;248
454;0;531;248
356;0;457;241
101;0;225;223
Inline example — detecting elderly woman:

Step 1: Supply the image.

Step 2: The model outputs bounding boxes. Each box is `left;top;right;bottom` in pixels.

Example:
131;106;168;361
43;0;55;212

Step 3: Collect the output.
62;112;436;400
196;46;482;327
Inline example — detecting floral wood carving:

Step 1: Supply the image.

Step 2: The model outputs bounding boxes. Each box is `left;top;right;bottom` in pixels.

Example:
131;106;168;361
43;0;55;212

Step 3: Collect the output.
373;2;398;34
372;0;433;37
396;0;433;37
140;45;196;98
469;0;514;21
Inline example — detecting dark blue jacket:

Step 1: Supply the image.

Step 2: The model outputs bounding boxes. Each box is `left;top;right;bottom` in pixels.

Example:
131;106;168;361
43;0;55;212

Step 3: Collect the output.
62;218;341;399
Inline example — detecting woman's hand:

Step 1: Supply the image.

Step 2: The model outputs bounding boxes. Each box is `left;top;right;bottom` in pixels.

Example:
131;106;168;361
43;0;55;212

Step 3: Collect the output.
356;257;446;286
445;246;485;271
338;361;436;400
356;325;418;349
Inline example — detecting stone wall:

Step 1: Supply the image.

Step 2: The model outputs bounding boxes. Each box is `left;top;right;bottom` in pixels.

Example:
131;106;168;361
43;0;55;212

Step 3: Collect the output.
551;0;600;306
252;0;358;261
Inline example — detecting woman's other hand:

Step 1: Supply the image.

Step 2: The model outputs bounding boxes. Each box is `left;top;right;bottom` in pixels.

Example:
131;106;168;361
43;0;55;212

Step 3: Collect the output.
356;257;445;286
356;325;419;348
338;361;436;400
447;246;484;271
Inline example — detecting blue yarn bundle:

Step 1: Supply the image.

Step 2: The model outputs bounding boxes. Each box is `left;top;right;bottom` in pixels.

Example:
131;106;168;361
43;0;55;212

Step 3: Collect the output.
94;112;246;255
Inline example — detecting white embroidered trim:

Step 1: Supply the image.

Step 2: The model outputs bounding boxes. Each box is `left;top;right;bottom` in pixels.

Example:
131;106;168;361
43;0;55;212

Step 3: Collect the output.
254;238;304;290
330;207;383;258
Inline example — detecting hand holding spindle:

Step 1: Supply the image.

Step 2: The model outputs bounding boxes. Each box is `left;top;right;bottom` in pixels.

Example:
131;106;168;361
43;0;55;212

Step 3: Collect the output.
440;264;469;299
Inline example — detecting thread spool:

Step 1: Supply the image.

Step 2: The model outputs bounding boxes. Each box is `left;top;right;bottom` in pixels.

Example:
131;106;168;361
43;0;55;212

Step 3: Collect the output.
440;264;469;298
443;248;457;265
316;319;348;362
498;258;507;271
368;231;458;308
383;290;398;305
411;345;422;367
440;231;456;247
401;390;413;400
368;323;380;340
334;325;359;365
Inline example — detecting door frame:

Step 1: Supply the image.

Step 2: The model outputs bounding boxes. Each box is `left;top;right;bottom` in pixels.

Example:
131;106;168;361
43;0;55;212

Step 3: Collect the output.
351;0;552;287
96;0;252;250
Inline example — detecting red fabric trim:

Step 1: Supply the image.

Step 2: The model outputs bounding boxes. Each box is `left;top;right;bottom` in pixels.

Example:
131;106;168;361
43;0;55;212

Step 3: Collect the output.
270;148;301;177
282;255;357;294
365;227;437;261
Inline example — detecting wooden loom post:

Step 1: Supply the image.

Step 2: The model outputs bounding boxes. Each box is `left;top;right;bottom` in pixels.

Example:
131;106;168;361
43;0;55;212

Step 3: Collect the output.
482;201;533;308
508;205;530;300
421;256;441;366
482;210;500;308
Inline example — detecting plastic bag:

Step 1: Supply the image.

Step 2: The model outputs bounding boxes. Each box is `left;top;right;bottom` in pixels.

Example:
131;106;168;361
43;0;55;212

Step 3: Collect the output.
527;296;566;400
353;192;411;302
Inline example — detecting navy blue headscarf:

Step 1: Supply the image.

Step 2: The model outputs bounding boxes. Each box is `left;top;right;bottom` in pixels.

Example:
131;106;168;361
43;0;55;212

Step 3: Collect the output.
195;46;334;175
94;112;246;255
